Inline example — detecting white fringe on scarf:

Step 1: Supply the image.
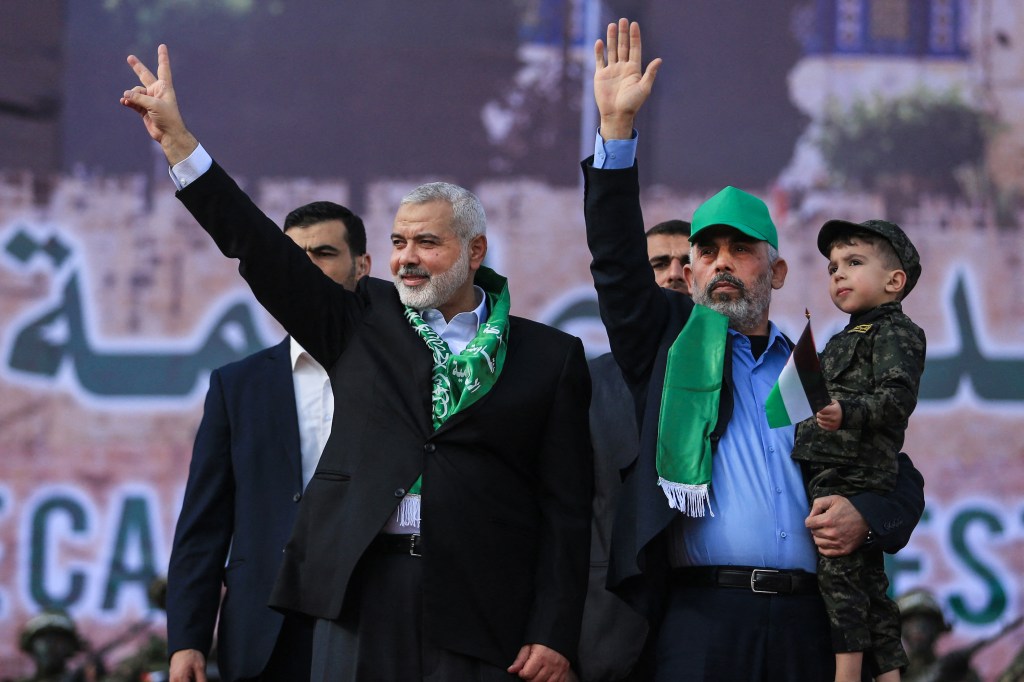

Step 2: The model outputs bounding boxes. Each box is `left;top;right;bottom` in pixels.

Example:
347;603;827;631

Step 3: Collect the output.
658;479;714;517
397;493;422;527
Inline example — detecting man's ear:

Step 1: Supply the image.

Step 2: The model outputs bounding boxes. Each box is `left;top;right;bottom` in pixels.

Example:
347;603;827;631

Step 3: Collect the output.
469;234;488;270
770;257;788;290
886;269;907;295
355;253;371;279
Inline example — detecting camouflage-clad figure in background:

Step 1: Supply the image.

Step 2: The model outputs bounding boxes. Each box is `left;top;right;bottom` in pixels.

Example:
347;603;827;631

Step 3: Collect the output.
14;610;89;682
899;589;981;682
793;219;926;679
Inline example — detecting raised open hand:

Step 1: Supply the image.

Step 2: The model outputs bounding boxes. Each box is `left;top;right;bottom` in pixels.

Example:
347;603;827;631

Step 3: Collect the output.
593;19;661;140
120;44;197;165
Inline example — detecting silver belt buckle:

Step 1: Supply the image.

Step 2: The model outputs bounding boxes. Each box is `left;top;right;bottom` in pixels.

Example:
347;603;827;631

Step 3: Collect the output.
750;568;779;594
409;534;422;558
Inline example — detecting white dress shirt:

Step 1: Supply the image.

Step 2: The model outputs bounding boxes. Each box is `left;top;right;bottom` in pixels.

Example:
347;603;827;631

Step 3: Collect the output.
290;338;333;491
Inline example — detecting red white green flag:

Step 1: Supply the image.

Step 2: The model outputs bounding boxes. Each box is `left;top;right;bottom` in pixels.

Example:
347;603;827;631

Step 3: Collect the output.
765;315;831;428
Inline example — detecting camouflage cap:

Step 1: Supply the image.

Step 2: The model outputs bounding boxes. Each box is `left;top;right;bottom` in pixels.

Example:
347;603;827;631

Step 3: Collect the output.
19;609;82;652
691;186;778;250
897;588;950;631
817;218;922;297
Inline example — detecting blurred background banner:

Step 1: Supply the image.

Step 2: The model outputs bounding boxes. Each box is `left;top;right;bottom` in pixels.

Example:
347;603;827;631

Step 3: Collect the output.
1;0;1022;678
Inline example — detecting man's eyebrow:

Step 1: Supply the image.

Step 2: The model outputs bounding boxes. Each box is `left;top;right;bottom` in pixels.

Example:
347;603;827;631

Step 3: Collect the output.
390;231;446;241
306;243;340;253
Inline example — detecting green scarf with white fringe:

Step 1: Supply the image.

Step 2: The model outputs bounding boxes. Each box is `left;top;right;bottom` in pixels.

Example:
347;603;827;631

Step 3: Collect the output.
656;304;728;517
396;266;510;526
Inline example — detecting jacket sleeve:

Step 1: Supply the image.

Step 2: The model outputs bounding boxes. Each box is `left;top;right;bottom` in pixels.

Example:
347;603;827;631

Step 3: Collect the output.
166;370;235;657
582;159;677;387
176;161;360;370
849;451;925;553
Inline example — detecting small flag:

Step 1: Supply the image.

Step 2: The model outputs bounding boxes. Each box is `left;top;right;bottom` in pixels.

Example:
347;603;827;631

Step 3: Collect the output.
765;312;831;428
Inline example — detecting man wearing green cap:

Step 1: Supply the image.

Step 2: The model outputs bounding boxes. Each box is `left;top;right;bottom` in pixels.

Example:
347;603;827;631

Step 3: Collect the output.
580;19;925;680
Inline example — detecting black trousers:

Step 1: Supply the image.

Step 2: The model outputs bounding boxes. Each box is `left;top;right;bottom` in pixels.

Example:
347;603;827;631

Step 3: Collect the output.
310;547;516;682
236;614;315;682
650;581;866;682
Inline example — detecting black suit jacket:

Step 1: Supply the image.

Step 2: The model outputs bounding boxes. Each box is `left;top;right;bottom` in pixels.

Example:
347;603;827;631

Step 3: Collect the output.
166;337;307;681
581;159;925;620
176;162;593;668
578;353;648;682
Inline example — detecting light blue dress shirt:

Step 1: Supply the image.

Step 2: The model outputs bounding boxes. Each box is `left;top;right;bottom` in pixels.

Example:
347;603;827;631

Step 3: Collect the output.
419;290;489;353
592;132;817;571
667;327;816;571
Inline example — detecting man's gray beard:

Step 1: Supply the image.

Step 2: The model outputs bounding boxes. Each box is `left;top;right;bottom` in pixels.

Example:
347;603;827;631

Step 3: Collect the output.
393;249;471;311
692;270;773;334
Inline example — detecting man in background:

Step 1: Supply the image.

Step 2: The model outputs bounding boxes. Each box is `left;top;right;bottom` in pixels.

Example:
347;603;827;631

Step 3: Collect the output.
579;219;690;682
166;202;370;682
645;220;692;294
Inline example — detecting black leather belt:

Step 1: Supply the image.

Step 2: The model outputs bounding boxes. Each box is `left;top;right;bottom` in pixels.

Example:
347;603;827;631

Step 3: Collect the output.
370;533;423;557
673;566;818;595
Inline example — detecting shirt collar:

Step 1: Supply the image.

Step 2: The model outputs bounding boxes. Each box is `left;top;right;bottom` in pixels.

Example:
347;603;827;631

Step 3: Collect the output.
765;320;791;352
847;300;900;329
289;336;313;370
419;285;489;332
727;321;791;353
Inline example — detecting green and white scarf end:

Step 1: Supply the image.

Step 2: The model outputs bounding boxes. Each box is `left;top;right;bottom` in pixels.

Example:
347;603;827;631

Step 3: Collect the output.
657;478;714;517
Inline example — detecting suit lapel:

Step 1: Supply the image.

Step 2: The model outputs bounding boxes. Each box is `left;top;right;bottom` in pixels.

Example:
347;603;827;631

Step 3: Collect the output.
266;337;304;488
364;300;435;438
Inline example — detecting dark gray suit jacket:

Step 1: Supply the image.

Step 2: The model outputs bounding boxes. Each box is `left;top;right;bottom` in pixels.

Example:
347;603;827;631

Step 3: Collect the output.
578;353;648;682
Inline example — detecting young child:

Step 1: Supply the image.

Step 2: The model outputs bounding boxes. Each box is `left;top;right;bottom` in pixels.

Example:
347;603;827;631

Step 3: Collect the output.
792;219;926;682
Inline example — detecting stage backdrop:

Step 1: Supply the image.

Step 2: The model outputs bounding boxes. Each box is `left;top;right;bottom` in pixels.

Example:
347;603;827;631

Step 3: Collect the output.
1;1;1022;679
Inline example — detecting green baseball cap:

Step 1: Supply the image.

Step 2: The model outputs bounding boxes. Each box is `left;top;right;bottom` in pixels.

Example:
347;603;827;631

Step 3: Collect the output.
690;186;778;250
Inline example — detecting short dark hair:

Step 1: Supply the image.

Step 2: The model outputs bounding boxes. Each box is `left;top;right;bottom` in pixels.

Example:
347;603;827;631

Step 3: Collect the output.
284;201;367;256
646;219;691;239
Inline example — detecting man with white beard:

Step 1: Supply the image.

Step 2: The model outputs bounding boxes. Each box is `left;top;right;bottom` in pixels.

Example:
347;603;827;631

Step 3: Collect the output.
121;45;593;682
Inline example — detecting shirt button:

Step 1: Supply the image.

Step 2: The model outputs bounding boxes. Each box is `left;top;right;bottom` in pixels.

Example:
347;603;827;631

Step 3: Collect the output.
394;488;406;498
780;532;788;538
292;493;301;502
776;487;782;494
424;443;436;453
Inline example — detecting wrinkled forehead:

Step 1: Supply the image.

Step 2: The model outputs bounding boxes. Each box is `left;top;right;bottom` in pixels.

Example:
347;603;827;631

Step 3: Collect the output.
690;225;763;247
392;200;457;235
